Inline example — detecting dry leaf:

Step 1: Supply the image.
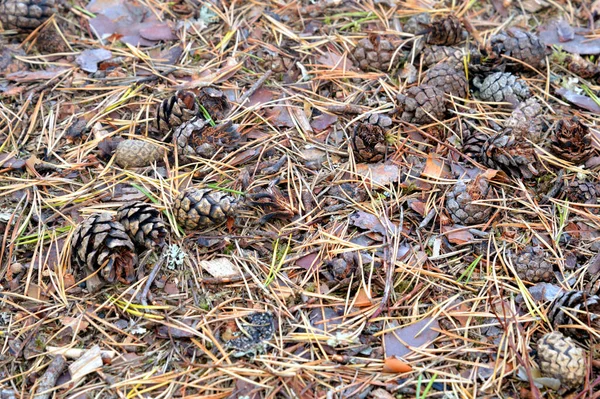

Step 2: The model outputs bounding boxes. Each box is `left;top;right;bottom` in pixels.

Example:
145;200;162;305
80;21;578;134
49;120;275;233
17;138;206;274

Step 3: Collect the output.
382;357;413;373
60;317;90;335
539;21;600;54
422;153;451;180
198;257;240;279
442;225;475;245
556;88;600;113
355;163;402;186
384;317;440;358
76;49;112;73
354;287;372;307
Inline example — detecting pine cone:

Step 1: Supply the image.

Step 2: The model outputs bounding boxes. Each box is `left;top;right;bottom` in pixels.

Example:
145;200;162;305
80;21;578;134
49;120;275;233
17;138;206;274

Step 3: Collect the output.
351;113;392;162
461;131;489;160
549;290;600;340
256;40;297;74
537;331;585;389
352;36;396;72
512;246;553;283
489;27;546;70
550;117;594;164
114;139;164;169
117;202;167;250
71;213;138;285
481;131;539;179
174;118;240;163
197;87;231;121
0;44;26;74
421;45;464;70
403;13;430;35
473;72;530;107
566;179;598;205
421;62;467;98
173;187;238;230
0;0;55;31
156;90;199;133
446;177;492;225
396;85;447;125
564;53;600;79
504;98;545;142
36;22;68;54
425;15;465;46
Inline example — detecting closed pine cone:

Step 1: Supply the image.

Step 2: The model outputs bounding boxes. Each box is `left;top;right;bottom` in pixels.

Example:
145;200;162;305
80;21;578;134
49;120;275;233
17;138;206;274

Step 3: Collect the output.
114;139;164;169
36;22;68;54
352;36;396;72
351;113;392;163
173;187;238;230
422;62;467;98
537;331;585;389
71;213;138;285
549;290;600;340
425;15;465;46
481;131;539;179
550;117;594;164
0;0;56;31
445;177;492;226
512;246;553;283
156;90;199;133
421;46;464;70
174;118;240;163
489;27;546;70
504;98;545;142
473;72;530;107
117;202;167;250
396;85;446;125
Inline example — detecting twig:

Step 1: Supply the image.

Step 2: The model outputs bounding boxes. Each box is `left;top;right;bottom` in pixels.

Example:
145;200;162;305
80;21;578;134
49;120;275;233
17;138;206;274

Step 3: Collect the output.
33;355;67;399
235;70;273;110
141;254;165;307
324;104;370;114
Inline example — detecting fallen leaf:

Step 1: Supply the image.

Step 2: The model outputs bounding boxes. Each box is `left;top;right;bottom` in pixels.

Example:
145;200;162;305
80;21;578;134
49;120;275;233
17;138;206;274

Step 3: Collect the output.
310;113;337;132
265;105;295;128
422;153;452;180
60;317;89;335
6;68;69;82
354;287;372;307
247;88;275;107
296;253;321;271
198;257;240;279
539;20;600;54
355;163;402;186
384;317;440;358
527;283;563;302
442;225;475;245
317;49;353;70
179;58;241;89
382;357;413;373
556;87;600;113
349;211;400;235
309;308;341;333
76;49;112;73
156;320;198;338
408;199;426;216
521;0;550;13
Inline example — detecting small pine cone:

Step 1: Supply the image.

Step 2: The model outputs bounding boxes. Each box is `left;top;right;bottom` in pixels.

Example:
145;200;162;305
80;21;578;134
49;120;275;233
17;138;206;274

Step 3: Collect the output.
421;45;464;70
0;0;56;31
549;290;600;341
421;62;467;98
71;213;138;285
352;36;396;72
156;90;199;133
197;87;231;121
564;53;599;79
425;15;465;46
473;72;530;107
117;202;167;250
445;177;492;225
173;187;238;230
481;131;539;179
512;246;553;283
396;85;447;125
174;118;240;163
351;113;392;162
550;117;594;164
36;23;68;54
489;27;546;70
566;179;598;205
504;98;545;142
461;131;489;160
537;331;585;389
114;139;164;169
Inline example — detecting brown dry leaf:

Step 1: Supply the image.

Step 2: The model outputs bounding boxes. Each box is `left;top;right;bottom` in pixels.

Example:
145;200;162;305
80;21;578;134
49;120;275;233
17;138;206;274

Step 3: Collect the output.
180;58;241;89
354;287;372;307
60;316;90;335
310;113;337;132
382;357;413;373
289;106;313;134
539;21;600;54
198;257;240;279
349;211;400;235
384;317;440;358
317;49;353;71
6;67;70;82
409;200;426;216
247;88;275;107
556;88;600;113
296;253;321;271
422;153;451;180
76;49;112;73
442;225;475;245
355;163;402;186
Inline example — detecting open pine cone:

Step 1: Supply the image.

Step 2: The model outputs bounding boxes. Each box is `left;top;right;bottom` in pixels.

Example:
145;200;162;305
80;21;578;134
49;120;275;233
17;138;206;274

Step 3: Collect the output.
549;290;600;341
445;177;493;226
156;90;199;134
550;117;594;164
351;113;392;162
537;331;585;389
174;118;240;163
0;0;56;31
504;98;545;143
489;27;546;70
117;202;167;250
197;87;231;121
352;36;396;72
71;213;138;286
473;72;530;107
421;62;467;98
421;45;464;70
396;85;446;125
481;131;539;179
425;15;465;46
173;187;238;230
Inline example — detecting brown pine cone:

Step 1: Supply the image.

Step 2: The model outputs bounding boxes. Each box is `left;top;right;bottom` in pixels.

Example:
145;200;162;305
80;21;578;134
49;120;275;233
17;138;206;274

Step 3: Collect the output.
396;85;446;125
473;72;530;107
421;62;467;98
425;15;465;46
512;246;553;283
504;98;545;142
197;87;231;121
550;117;594;164
173;187;238;230
461;131;489;160
489;27;546;70
71;213;138;286
117;202;167;250
36;22;68;54
0;0;56;31
445;177;492;226
564;53;599;79
352;36;396;72
351;113;392;163
114;139;164;169
156;90;199;134
537;331;585;389
481;131;539;179
566;179;598;205
174;118;240;163
421;45;464;70
256;40;297;74
403;13;430;35
549;290;600;341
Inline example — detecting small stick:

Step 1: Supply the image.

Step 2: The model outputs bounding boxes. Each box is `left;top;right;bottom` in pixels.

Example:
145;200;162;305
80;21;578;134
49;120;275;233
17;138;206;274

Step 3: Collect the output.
198;274;251;285
324;104;369;114
141;255;165;306
33;355;67;399
235;70;273;110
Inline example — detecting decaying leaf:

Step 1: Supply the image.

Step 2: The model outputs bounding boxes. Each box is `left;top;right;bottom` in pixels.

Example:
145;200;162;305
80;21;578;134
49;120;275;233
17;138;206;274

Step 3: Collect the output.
76;49;112;73
384;317;440;358
198;257;240;279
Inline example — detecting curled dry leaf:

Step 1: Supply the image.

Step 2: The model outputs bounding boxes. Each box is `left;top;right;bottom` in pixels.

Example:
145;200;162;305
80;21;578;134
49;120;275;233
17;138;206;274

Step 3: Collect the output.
382;357;413;373
556;88;600;113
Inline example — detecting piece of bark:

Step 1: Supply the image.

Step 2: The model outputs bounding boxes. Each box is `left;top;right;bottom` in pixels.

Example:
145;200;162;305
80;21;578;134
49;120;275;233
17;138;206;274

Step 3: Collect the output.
46;346;116;360
68;345;103;382
34;355;67;399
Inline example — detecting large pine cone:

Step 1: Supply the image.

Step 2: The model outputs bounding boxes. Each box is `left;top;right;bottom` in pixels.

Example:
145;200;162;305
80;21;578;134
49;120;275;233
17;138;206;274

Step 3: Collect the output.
473;72;530;107
71;213;138;285
446;177;492;226
197;87;231;121
396;85;446;125
489;28;546;70
0;0;56;31
421;62;467;98
352;36;396;72
550;117;594;164
173;187;238;230
512;246;553;283
549;290;600;341
481;131;539;179
117;202;167;250
537;331;585;389
351;113;392;163
425;15;465;46
156;90;199;134
174;118;240;163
